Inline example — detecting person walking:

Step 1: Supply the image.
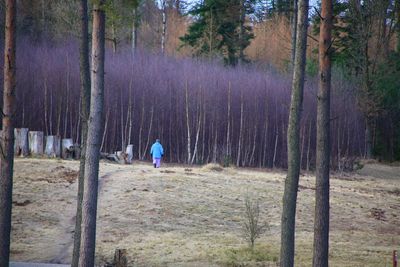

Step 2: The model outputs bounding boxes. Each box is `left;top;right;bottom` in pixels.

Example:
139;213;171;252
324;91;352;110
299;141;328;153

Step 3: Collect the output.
150;139;164;168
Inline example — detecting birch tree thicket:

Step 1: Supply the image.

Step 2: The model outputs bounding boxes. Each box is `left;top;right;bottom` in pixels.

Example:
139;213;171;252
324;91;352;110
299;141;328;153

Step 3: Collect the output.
0;0;16;265
72;0;91;266
78;0;106;265
279;0;309;265
313;0;333;265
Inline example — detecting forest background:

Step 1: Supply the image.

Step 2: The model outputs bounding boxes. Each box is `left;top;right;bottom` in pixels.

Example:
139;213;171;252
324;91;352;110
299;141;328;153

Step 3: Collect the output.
0;0;399;169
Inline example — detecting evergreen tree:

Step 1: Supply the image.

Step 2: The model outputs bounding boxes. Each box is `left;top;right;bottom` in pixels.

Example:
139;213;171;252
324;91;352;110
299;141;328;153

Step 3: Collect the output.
180;0;256;66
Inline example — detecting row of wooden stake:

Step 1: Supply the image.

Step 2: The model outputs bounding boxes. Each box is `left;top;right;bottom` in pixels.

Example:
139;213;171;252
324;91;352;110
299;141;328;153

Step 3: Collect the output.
13;128;134;164
13;128;80;159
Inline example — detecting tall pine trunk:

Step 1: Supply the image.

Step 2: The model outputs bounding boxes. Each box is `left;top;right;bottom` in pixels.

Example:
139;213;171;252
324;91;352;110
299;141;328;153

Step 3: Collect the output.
0;1;16;265
313;0;333;266
78;2;105;266
279;0;309;266
72;0;91;266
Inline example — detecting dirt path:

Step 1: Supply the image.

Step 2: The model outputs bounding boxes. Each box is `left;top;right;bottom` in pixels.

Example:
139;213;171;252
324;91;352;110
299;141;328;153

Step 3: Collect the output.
49;169;129;264
10;262;69;267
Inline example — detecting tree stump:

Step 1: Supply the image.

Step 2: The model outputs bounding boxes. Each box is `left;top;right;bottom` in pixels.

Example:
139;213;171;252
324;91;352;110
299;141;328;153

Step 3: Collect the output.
29;131;44;155
116;151;126;164
45;135;61;158
62;138;74;159
14;128;29;157
113;249;127;267
71;144;81;160
125;145;133;164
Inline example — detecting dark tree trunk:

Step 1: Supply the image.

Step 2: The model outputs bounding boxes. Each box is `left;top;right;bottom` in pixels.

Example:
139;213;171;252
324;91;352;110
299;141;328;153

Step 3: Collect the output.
396;0;400;52
78;1;105;266
365;117;373;159
238;0;245;64
279;0;309;266
0;0;16;265
313;0;333;266
72;0;91;265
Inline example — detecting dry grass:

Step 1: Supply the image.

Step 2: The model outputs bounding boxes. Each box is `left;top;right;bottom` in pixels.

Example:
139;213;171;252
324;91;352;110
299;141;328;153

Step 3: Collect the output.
10;158;400;266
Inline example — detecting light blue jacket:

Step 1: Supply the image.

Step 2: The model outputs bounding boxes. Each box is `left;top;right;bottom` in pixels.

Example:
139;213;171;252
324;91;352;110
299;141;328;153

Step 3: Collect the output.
150;141;164;158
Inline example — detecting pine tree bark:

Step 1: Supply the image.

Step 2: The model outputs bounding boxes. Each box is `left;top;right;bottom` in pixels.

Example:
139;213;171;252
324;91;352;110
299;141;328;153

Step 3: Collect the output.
0;0;16;265
72;0;91;265
280;0;309;265
78;1;105;266
312;0;332;266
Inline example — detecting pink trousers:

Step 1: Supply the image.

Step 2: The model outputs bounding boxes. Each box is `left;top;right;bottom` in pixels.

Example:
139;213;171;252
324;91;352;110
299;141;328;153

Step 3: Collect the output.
153;158;161;168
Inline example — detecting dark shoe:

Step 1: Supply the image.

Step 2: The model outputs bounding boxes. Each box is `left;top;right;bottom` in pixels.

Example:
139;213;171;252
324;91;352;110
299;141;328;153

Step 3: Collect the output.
153;163;156;168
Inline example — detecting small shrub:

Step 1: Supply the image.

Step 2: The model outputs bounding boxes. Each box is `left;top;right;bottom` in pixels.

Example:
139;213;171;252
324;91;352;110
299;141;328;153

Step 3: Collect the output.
223;155;232;167
242;194;268;249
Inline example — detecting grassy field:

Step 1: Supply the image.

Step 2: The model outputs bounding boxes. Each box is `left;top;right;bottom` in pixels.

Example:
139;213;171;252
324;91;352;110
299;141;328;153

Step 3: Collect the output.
10;158;400;266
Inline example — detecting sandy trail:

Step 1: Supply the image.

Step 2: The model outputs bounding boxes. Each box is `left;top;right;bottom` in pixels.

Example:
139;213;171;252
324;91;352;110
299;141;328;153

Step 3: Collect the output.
10;158;400;267
49;169;127;264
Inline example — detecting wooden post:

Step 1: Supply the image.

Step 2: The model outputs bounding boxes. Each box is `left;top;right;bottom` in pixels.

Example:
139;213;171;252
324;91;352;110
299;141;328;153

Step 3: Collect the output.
125;145;133;164
62;138;74;159
14;128;29;156
114;249;127;267
45;135;61;158
28;131;44;155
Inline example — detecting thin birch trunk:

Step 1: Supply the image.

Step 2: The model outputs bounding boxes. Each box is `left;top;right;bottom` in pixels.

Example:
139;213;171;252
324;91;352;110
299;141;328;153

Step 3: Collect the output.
161;0;167;54
300;121;306;169
64;55;70;138
44;75;49;136
307;120;312;171
138;95;145;159
226;82;231;157
273;123;278;168
185;81;192;163
132;6;138;55
236;90;244;167
120;90;125;151
142;105;154;160
100;108;110;152
201;104;206;163
191;95;202;165
250;124;258;166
